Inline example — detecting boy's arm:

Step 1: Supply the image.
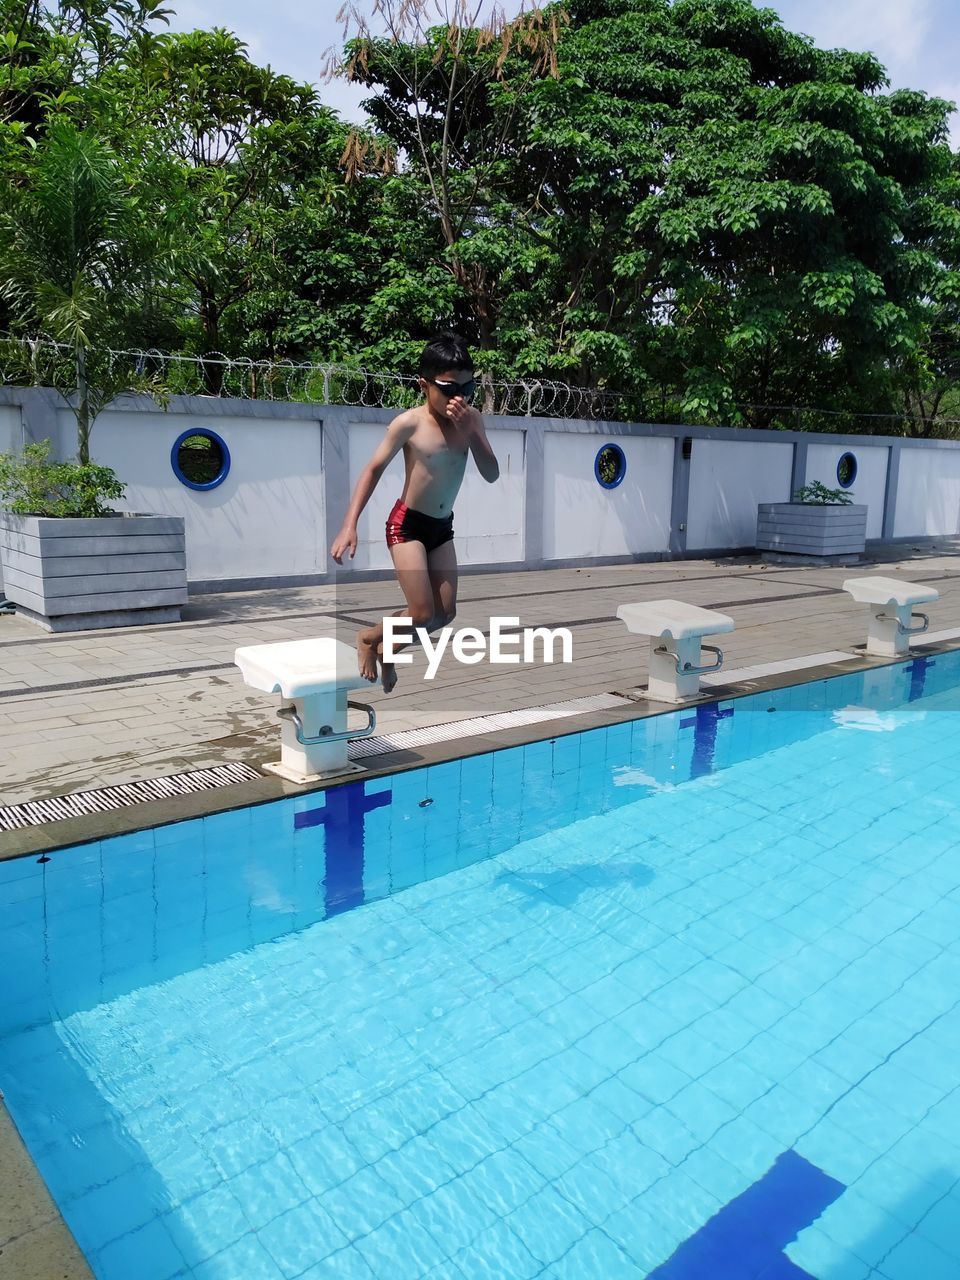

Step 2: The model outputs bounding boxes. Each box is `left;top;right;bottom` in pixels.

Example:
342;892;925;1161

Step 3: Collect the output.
331;413;415;562
460;408;500;483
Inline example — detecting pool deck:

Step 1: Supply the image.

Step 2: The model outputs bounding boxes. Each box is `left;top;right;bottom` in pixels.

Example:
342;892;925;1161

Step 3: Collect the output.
2;539;960;861
2;539;960;1280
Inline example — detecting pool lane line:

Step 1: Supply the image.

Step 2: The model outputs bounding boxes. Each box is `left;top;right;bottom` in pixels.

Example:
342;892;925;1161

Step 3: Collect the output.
645;1150;845;1280
347;692;632;760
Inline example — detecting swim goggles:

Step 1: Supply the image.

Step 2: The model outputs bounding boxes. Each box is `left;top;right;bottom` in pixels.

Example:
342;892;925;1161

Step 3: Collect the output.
428;377;476;400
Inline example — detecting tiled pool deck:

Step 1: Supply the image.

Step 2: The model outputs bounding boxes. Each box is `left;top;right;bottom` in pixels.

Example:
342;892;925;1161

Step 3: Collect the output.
2;541;960;1280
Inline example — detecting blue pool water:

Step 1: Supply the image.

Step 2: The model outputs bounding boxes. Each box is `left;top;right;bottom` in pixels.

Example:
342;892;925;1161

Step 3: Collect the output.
2;653;960;1279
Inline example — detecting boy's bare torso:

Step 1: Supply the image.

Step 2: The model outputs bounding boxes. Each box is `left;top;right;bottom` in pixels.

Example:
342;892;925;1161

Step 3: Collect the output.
396;403;473;517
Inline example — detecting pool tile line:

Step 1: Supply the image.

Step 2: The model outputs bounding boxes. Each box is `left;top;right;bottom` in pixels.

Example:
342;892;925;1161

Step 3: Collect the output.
701;652;855;687
349;651;858;759
919;626;960;645
0;660;236;700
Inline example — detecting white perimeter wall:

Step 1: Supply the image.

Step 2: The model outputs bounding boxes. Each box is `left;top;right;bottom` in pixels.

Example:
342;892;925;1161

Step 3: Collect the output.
0;405;20;456
686;439;794;549
894;446;960;537
4;388;960;584
805;443;889;540
61;408;325;582
542;433;674;559
348;422;526;571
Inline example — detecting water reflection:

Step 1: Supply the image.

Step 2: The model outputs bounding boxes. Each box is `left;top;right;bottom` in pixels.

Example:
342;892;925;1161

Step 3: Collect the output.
494;862;655;908
294;783;392;916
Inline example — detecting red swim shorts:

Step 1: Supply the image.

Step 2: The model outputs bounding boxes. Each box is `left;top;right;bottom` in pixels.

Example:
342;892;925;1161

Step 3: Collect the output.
385;499;455;553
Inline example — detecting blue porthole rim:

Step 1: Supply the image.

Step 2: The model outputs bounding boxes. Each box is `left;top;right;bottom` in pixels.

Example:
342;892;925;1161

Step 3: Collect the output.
171;428;231;491
836;451;858;489
595;441;627;490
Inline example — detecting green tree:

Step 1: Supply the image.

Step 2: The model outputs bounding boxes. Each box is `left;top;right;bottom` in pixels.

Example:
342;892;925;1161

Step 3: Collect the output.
249;114;460;375
516;0;959;422
0;0;171;148
105;29;319;385
333;0;567;369
0;119;173;462
894;146;960;437
332;0;960;426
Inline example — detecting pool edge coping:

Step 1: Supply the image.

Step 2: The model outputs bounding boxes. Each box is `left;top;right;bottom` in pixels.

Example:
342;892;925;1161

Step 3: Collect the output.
0;1101;94;1280
4;639;958;863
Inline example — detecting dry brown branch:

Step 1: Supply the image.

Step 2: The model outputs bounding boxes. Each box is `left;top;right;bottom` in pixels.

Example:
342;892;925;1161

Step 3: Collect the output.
339;130;398;181
326;0;568;347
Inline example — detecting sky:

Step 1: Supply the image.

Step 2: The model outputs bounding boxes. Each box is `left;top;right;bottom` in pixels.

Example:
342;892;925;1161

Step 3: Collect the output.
164;0;960;142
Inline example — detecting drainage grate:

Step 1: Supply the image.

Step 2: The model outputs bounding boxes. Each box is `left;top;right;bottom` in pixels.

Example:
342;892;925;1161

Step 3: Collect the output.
0;762;261;831
347;692;630;760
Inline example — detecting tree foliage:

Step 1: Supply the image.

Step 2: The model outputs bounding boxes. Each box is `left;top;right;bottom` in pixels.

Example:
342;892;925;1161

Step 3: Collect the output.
0;0;958;435
0;119;174;459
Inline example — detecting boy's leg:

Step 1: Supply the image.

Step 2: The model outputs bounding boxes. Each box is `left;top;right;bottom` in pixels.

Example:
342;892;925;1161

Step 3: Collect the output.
376;540;457;693
426;538;458;630
384;539;456;696
357;540;435;688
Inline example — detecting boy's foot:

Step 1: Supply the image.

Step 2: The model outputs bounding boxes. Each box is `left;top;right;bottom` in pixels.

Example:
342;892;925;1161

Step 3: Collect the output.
381;662;397;694
357;631;379;683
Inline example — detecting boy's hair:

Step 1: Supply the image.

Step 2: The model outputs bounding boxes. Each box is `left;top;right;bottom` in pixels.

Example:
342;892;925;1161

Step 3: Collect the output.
419;332;474;379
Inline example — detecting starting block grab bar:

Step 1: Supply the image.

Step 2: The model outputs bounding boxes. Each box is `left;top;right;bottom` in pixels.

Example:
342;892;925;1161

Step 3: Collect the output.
277;700;377;746
874;611;929;637
654;642;725;678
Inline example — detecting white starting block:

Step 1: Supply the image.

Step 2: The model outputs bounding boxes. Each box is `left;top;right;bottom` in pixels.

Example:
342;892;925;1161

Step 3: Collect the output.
617;599;735;702
234;638;376;784
842;577;939;657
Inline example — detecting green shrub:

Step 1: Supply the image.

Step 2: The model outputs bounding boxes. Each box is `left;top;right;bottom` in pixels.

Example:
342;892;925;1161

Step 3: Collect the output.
793;481;853;505
0;440;125;518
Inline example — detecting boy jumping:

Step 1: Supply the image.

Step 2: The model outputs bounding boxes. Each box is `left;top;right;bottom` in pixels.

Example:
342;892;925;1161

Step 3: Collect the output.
330;333;500;691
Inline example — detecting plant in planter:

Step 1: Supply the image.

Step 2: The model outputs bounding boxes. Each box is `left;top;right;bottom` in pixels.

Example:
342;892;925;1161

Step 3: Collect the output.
0;122;187;631
0;440;187;631
0;442;125;518
793;481;854;506
757;479;868;561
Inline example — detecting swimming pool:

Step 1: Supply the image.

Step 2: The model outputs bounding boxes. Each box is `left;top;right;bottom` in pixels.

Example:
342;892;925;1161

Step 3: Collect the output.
2;651;960;1279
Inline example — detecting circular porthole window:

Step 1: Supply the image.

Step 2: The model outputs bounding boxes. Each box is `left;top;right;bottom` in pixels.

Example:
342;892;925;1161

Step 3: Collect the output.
171;429;231;491
836;451;858;489
595;442;627;490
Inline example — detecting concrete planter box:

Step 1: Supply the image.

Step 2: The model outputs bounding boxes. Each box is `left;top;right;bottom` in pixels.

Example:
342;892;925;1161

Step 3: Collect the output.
756;502;868;561
0;513;187;632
